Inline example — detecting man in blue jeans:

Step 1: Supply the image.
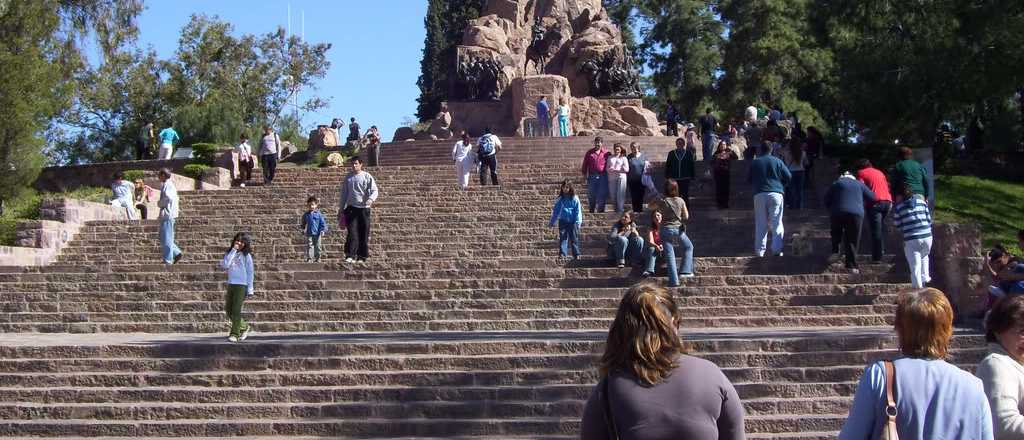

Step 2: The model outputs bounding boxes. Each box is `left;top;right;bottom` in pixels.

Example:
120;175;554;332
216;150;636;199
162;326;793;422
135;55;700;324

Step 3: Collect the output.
535;96;551;137
581;137;609;213
157;168;183;265
697;108;717;168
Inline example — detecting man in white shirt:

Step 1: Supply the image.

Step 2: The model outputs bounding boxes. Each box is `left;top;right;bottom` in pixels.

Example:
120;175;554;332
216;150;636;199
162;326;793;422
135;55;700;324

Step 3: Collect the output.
157;168;183;264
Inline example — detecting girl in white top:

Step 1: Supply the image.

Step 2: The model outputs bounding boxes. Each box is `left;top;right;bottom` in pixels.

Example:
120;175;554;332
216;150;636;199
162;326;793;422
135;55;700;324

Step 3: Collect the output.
606;143;630;213
109;171;137;220
451;132;475;190
557;101;571;137
978;294;1024;439
235;134;254;187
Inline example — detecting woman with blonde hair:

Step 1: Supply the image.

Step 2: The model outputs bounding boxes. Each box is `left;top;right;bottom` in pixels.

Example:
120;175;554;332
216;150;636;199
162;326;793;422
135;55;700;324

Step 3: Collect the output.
581;282;745;439
839;288;993;439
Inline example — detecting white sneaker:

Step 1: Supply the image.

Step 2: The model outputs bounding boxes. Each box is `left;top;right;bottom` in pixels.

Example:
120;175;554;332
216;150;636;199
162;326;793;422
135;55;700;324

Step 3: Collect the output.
344;257;355;263
240;327;252;341
240;183;246;188
227;336;238;343
680;273;696;278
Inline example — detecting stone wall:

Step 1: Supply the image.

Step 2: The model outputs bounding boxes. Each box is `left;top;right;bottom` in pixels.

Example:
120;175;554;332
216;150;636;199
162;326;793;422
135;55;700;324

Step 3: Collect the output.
0;198;124;266
36;153;234;193
929;222;986;317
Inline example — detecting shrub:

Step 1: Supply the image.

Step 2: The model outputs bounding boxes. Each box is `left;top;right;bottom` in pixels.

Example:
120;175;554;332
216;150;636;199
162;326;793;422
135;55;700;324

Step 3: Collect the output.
182;164;210;181
190;143;221;166
122;169;146;182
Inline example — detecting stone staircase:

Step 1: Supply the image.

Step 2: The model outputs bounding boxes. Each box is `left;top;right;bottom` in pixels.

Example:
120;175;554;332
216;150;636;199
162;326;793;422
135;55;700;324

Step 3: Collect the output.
0;137;980;438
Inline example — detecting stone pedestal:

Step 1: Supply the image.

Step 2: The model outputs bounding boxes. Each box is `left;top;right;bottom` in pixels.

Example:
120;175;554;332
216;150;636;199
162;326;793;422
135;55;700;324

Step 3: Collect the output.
447;101;512;137
510;75;571;136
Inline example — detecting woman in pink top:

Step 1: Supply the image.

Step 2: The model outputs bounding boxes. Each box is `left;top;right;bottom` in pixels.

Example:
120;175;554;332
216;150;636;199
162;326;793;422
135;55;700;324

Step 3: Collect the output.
606;143;630;213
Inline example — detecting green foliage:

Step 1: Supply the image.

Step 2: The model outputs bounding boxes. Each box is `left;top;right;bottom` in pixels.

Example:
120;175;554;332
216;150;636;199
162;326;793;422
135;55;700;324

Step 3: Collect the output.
934;175;1024;250
416;0;483;121
182;164;210;181
189;143;221;166
631;0;724;120
122;169;146;182
51;13;331;164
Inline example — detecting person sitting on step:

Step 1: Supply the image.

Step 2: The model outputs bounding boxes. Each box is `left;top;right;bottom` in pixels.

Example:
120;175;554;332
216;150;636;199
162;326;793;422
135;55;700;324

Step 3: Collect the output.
109;171;137;221
985;245;1024;303
549;179;583;260
607;211;643;268
133;179;156;220
641;211;664;278
220;232;255;343
580;282;745;439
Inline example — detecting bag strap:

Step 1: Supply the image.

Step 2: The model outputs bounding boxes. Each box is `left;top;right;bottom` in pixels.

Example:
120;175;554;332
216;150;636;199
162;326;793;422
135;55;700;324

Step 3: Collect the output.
601;378;619;440
882;360;900;439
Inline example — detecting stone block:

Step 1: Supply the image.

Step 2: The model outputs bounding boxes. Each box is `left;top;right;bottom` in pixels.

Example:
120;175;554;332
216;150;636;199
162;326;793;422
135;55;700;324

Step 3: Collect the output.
509;75;571;136
392;127;415;142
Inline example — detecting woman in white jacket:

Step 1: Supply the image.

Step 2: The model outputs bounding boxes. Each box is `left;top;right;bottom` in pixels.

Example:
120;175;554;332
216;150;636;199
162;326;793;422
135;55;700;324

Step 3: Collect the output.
978;294;1024;439
452;132;475;190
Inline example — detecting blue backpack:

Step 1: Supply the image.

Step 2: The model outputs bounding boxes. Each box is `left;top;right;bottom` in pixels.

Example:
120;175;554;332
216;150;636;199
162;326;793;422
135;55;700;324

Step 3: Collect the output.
478;135;496;156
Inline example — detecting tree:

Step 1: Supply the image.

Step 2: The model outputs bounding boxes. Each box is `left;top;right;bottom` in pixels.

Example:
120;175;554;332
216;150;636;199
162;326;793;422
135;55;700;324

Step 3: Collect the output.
415;0;483;122
52;14;332;163
0;0;142;205
633;0;724;119
717;0;833;130
821;0;1024;147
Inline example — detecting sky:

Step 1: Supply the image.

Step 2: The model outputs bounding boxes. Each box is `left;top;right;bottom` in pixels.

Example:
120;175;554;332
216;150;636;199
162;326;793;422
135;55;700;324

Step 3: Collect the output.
135;0;428;141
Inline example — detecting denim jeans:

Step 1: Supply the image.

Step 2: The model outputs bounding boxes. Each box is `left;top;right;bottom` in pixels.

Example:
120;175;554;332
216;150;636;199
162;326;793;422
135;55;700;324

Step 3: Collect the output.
661;226;694;286
159;217;182;263
867;201;892;261
261;153;278;183
607;235;644;264
702;134;715;162
786;170;805;210
306;234;323;261
586;173;608;212
643;245;663;273
558;220;580;257
753;192;785;256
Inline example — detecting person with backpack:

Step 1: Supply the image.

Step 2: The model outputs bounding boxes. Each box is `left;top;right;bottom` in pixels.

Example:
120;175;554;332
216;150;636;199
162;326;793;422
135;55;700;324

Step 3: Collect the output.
259;126;281;185
477;128;502;185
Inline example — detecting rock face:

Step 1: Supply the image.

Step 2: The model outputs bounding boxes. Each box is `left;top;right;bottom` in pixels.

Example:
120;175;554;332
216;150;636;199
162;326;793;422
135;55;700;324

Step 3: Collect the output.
392;127;415;143
447;0;656;136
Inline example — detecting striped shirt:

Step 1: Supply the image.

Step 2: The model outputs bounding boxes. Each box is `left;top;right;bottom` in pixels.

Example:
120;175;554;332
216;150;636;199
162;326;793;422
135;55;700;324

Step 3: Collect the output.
892;195;932;241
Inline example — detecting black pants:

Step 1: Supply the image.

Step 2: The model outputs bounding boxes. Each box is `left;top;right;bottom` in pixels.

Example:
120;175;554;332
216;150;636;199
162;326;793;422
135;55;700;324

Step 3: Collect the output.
135;203;148;220
627;178;645;213
867;201;892;261
675;178;691;207
135;140;148;160
479;154;498;185
239;158;254;183
830;213;863;268
261;154;278;184
344;206;372;259
713;169;730;208
667;121;678;137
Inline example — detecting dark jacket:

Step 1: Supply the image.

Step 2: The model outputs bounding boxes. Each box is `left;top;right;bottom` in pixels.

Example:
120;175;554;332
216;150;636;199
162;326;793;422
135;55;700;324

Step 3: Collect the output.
824;176;877;217
665;148;696;180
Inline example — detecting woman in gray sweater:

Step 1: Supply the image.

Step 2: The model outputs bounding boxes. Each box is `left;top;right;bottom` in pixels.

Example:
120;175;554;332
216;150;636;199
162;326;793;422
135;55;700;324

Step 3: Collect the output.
580;282;746;440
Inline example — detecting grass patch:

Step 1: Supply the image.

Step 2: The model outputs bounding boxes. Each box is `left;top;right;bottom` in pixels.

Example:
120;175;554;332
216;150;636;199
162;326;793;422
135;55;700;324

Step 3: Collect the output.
934;175;1023;249
0;187;110;246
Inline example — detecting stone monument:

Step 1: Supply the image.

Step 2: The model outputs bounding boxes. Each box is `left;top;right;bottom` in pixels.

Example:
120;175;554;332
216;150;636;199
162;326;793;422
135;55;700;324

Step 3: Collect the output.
446;0;660;138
